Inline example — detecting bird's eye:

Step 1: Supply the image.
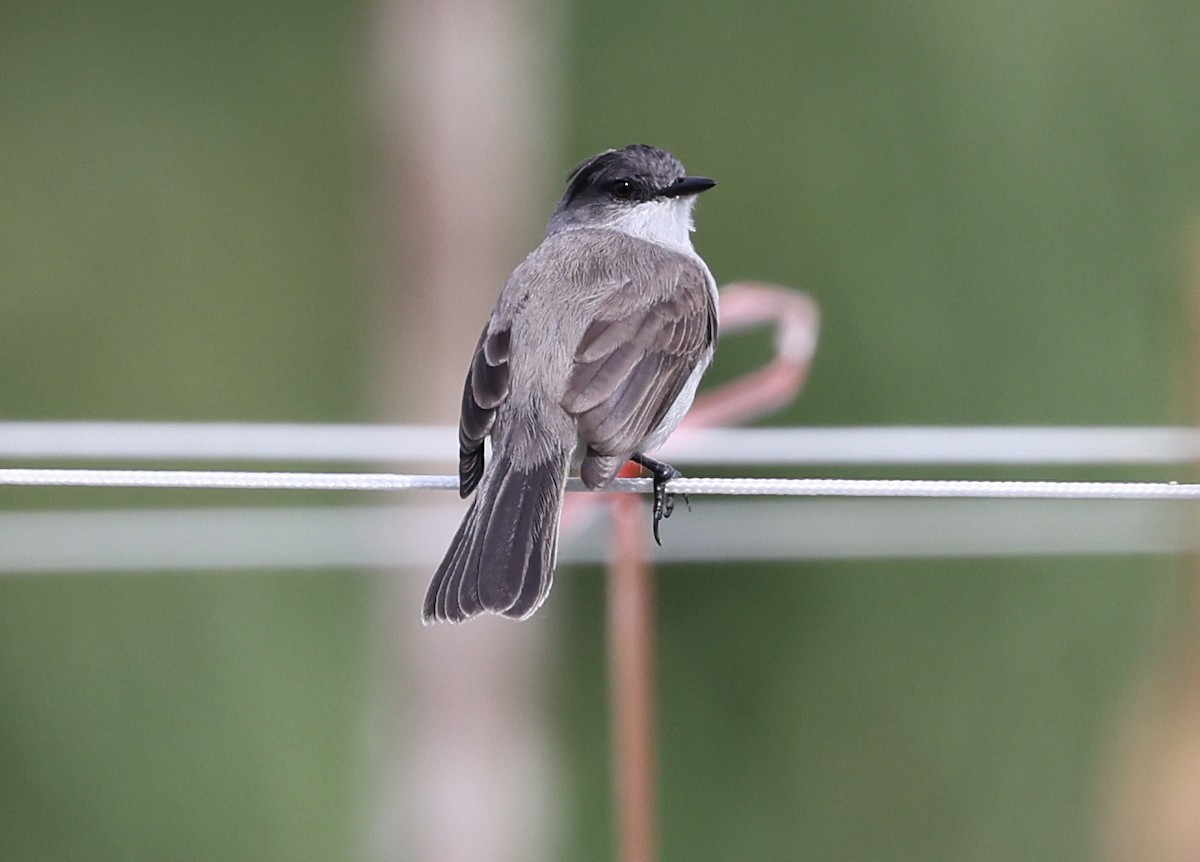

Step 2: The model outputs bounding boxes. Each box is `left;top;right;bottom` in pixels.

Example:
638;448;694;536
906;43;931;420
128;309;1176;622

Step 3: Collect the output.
610;179;634;200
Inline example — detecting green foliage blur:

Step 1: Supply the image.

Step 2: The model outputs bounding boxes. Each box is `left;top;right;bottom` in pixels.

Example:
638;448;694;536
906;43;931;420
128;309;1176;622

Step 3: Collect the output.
2;0;1198;860
1;3;372;860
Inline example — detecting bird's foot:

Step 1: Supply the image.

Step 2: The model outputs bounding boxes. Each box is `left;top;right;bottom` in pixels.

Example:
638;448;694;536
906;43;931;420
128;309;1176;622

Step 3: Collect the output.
631;452;687;546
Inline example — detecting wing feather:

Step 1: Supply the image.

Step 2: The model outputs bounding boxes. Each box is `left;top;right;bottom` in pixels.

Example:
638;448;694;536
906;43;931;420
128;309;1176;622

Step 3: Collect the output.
561;256;715;488
458;323;511;497
562;342;645;414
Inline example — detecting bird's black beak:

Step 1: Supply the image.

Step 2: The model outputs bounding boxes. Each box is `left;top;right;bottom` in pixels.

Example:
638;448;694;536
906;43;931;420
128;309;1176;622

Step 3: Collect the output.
656;176;717;199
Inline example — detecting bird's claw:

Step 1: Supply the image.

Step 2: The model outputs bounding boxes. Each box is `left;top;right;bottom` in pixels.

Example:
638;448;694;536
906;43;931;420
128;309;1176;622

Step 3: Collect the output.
634;454;683;546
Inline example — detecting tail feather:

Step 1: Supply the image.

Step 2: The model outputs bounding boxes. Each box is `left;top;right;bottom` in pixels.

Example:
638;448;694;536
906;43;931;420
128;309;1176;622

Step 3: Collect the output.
423;450;568;623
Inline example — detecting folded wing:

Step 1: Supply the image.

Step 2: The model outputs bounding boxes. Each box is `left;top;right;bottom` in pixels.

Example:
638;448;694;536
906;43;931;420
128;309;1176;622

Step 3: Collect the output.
561;259;715;488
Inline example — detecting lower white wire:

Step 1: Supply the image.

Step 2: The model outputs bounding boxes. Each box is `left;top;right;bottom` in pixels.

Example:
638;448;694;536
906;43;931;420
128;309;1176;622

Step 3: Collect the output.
1;468;1198;500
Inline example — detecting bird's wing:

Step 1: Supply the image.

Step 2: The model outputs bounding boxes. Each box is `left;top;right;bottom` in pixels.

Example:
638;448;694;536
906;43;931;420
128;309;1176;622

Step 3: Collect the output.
457;323;511;497
561;255;716;488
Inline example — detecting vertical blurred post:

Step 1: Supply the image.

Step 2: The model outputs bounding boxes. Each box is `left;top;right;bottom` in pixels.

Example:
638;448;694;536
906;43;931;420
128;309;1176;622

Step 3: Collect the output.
608;480;658;862
367;1;562;860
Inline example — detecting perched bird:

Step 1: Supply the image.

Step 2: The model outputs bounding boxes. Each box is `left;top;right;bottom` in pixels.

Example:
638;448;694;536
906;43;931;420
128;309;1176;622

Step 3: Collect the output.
423;144;718;623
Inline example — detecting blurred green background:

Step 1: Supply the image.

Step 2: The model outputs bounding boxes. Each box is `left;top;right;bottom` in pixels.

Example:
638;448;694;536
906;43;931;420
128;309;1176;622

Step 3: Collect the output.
2;0;1197;860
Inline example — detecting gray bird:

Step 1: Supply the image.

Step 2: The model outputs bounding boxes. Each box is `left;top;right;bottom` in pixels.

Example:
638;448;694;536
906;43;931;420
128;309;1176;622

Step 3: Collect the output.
423;144;718;623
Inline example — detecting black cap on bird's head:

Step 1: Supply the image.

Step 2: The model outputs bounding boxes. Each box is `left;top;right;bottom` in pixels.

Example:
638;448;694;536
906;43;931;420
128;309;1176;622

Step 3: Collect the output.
556;144;716;213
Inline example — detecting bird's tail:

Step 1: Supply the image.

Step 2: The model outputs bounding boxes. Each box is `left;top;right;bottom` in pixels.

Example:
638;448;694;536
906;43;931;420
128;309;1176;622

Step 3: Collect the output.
422;449;568;623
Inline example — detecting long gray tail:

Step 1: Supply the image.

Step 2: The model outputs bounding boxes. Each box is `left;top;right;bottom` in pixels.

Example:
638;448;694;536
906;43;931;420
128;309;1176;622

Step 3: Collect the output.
422;450;568;623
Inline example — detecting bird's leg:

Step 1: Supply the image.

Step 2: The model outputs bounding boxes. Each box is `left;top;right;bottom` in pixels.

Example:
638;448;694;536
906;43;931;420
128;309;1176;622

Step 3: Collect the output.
630;452;687;546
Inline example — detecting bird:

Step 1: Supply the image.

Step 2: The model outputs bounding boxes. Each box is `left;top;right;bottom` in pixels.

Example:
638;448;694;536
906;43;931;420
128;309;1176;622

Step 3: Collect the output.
422;144;718;623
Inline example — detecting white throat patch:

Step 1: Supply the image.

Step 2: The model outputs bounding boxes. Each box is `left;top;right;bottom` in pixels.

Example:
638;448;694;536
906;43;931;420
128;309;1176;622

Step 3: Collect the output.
604;197;697;254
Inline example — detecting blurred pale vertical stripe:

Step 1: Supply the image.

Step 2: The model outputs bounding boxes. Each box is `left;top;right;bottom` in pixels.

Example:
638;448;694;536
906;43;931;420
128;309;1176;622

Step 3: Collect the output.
1098;214;1200;862
366;0;564;860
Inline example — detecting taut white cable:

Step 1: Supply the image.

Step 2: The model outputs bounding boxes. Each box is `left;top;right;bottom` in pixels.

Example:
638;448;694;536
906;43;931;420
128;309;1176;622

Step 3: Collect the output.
664;477;1200;500
2;468;1199;500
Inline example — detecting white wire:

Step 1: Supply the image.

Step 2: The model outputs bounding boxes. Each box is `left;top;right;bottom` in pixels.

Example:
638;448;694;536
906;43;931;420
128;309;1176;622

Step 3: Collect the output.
666;426;1200;465
667;477;1200;500
0;469;457;492
2;468;1199;500
3;422;1200;465
0;422;453;463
